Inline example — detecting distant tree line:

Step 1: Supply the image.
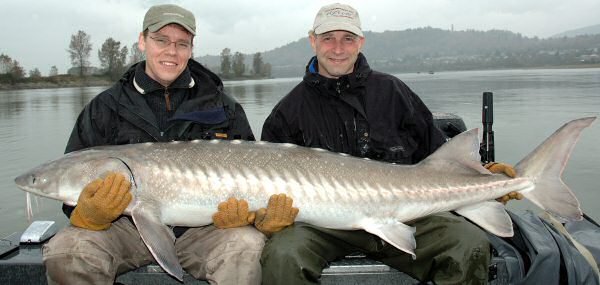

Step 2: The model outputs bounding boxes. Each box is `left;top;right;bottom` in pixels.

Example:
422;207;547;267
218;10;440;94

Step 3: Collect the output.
0;53;64;85
1;28;272;87
219;48;272;79
1;30;146;86
68;30;145;80
361;28;600;73
0;54;26;84
253;27;600;77
2;27;599;86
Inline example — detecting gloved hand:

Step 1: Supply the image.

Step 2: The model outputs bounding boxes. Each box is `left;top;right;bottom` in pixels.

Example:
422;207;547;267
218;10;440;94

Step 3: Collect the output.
484;162;517;178
484;162;524;204
254;193;299;236
70;172;132;231
212;197;256;229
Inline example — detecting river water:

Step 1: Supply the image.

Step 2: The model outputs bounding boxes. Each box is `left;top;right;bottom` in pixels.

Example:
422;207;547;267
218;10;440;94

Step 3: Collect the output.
1;68;599;237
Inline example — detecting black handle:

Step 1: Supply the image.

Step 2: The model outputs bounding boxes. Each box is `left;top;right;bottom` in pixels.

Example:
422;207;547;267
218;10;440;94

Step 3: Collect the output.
480;92;495;164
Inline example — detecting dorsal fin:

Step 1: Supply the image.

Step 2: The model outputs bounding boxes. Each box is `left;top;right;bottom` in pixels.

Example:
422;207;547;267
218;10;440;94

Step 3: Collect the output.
419;128;491;175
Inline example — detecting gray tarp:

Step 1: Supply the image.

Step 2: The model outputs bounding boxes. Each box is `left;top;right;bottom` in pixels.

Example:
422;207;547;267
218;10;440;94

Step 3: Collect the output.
487;210;600;285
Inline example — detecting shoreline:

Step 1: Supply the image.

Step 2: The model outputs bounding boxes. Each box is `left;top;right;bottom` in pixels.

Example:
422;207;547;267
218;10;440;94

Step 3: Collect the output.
1;64;599;91
0;77;113;91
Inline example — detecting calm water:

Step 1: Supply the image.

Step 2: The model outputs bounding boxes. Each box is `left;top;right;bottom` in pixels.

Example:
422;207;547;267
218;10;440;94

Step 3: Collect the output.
1;68;599;237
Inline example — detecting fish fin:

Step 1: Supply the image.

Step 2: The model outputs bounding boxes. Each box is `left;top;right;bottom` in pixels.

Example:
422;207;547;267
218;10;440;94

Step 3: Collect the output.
420;128;491;175
455;201;513;237
515;117;595;221
363;222;417;258
132;204;184;281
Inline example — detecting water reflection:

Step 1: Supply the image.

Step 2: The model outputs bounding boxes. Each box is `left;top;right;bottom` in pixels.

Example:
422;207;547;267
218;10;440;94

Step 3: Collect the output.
252;83;268;103
0;92;26;118
0;69;599;238
230;85;247;100
223;77;300;136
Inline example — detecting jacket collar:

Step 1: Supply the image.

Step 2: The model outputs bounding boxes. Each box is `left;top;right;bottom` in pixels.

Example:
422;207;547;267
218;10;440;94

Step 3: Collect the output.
304;52;372;89
132;61;195;95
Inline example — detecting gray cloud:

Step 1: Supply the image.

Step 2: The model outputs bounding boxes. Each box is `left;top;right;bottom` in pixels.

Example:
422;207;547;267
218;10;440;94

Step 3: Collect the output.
1;0;598;75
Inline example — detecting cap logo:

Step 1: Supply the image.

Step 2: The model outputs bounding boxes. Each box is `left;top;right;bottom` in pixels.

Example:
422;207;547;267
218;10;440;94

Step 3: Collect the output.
325;8;354;19
162;12;184;18
312;3;363;37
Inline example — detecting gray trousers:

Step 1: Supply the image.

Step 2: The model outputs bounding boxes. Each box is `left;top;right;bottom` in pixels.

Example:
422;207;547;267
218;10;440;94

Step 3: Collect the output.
261;212;491;285
42;217;266;285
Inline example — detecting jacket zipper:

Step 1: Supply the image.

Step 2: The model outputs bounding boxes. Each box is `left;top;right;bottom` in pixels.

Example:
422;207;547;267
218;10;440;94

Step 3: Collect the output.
164;87;171;111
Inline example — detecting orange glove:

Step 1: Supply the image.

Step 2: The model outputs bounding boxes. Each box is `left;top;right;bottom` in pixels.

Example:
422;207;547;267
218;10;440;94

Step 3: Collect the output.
70;172;132;231
485;162;517;178
212;197;256;229
254;194;299;236
484;162;524;204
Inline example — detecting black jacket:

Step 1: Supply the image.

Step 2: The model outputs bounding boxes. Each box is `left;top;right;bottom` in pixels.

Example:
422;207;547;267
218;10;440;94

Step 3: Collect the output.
63;59;254;224
65;59;254;154
261;53;444;164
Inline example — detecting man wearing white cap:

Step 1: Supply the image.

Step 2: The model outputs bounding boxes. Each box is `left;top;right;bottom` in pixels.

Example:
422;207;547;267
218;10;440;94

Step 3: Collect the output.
261;3;519;285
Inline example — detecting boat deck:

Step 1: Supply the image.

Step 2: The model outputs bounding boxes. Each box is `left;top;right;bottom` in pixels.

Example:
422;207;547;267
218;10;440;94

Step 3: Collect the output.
1;230;509;285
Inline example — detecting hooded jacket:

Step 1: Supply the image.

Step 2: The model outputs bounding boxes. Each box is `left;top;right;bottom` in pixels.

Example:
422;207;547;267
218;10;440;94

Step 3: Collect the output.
261;53;444;164
63;59;254;225
65;58;254;154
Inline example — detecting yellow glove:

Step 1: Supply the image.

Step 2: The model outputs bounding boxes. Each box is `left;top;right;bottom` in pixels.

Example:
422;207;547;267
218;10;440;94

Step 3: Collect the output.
212;197;256;229
70;172;132;231
484;162;524;204
255;193;299;236
484;162;517;178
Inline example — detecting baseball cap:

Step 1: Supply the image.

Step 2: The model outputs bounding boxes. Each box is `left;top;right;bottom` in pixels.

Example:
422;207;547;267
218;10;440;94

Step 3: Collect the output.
311;3;363;37
143;4;196;35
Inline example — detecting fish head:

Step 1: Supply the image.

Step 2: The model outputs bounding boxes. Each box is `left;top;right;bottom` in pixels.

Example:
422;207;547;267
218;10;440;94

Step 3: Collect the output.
14;149;134;206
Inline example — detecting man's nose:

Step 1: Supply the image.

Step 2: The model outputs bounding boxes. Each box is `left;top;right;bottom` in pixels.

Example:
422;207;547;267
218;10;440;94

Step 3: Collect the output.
165;42;178;54
332;40;344;54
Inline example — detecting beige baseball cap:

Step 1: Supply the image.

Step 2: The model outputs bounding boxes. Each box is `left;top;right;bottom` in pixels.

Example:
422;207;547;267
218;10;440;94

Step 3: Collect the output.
311;3;363;37
143;4;196;35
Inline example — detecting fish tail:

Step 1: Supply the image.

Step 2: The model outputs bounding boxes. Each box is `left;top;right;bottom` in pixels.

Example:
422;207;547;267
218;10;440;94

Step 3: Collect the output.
515;117;596;221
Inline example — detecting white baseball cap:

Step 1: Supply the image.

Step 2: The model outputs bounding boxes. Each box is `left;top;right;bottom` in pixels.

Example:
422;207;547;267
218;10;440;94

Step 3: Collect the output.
311;3;363;37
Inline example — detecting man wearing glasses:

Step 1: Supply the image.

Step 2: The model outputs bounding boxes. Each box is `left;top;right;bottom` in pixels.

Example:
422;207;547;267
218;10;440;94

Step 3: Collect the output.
42;4;284;285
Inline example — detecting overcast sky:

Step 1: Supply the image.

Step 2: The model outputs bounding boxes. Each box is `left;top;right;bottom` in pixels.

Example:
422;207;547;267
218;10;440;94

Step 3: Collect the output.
2;0;599;75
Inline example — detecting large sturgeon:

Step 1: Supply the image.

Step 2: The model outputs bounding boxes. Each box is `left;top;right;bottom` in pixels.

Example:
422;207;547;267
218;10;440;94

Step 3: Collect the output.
15;117;595;281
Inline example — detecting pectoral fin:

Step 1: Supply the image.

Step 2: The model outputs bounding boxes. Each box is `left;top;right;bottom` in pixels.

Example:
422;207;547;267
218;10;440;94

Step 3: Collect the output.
131;203;184;281
455;201;513;237
363;221;417;258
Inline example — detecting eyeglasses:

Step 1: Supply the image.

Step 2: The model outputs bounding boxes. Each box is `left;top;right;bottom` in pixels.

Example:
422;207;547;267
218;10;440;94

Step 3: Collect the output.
148;36;192;51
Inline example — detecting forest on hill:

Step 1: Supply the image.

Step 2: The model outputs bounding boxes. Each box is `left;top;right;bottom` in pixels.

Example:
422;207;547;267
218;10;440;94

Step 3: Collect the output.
197;27;600;77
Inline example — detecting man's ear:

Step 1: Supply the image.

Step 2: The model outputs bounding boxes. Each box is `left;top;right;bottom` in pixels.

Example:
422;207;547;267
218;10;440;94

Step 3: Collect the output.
358;36;365;51
309;34;317;53
188;36;194;59
138;32;146;53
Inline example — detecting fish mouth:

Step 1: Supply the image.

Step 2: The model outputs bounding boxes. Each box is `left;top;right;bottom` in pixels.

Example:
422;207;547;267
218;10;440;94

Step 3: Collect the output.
14;173;29;189
14;178;56;200
14;173;42;194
